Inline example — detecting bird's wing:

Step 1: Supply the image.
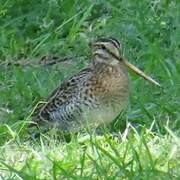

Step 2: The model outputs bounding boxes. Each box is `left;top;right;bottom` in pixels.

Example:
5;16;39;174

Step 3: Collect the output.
31;67;93;126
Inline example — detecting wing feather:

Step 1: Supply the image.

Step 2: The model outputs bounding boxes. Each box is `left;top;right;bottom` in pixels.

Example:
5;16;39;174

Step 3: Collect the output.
31;67;93;128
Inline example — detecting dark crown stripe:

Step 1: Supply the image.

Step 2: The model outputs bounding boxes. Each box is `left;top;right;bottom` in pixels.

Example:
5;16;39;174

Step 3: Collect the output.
108;37;121;49
96;37;121;49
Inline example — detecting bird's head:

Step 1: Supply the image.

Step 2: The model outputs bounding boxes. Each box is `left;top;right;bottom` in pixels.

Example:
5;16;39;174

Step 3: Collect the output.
92;37;123;66
91;37;161;87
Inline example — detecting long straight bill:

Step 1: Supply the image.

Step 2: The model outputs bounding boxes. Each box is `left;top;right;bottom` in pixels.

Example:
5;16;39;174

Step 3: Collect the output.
124;60;161;87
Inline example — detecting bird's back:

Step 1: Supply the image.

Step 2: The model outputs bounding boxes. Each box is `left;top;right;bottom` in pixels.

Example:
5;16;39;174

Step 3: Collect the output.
32;67;97;131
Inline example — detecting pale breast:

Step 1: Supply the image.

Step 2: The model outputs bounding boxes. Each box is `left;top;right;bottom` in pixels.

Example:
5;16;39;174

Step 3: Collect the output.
81;64;129;127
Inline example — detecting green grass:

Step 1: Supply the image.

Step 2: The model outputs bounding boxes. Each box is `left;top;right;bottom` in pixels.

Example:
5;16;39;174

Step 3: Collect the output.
0;0;180;179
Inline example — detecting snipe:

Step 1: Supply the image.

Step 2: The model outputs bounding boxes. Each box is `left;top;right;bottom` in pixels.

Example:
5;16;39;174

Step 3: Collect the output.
30;37;160;131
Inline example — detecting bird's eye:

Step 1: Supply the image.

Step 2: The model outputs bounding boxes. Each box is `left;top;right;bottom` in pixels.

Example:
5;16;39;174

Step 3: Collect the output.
101;45;106;50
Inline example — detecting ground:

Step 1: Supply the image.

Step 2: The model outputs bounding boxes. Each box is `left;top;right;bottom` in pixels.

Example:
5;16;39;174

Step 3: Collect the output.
0;0;180;179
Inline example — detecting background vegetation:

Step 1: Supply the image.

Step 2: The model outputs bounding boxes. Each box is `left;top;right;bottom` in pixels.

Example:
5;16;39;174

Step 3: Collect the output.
0;0;179;179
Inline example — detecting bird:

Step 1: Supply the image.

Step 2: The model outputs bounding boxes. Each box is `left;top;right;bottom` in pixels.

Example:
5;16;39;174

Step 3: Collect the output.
30;37;160;132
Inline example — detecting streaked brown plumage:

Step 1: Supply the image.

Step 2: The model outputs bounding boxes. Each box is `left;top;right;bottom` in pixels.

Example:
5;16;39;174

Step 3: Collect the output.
31;37;160;131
